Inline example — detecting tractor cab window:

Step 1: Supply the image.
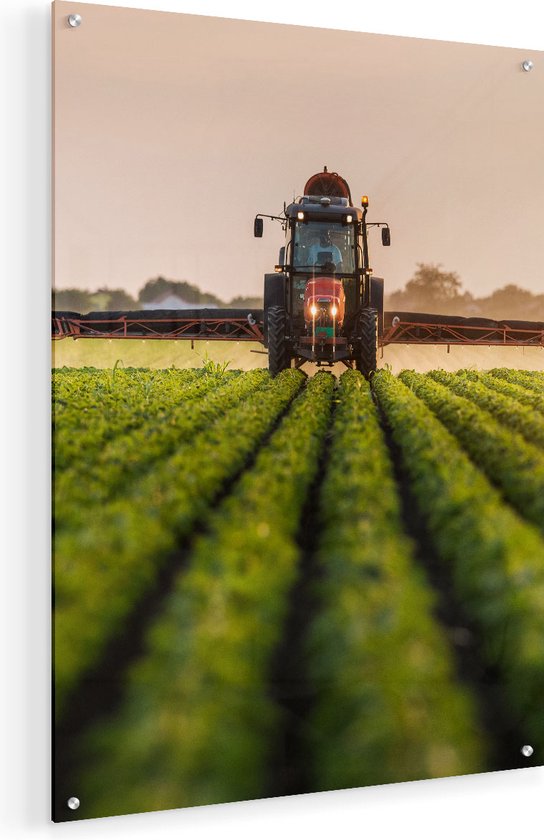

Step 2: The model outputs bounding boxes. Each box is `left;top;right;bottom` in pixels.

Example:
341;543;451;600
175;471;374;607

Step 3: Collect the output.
293;220;355;273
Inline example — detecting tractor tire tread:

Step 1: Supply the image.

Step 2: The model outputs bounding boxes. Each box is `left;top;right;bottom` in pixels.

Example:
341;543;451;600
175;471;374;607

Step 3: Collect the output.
356;307;378;379
267;306;290;376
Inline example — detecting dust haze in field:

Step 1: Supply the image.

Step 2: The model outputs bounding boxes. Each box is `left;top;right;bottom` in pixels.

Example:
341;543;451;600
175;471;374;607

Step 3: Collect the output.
52;339;544;374
380;345;544;374
52;340;268;371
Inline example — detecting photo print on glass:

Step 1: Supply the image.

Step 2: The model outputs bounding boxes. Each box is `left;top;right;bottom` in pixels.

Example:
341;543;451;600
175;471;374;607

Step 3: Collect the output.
52;0;544;822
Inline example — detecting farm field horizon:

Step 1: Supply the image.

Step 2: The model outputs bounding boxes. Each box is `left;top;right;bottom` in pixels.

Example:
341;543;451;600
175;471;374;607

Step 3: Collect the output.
52;363;544;821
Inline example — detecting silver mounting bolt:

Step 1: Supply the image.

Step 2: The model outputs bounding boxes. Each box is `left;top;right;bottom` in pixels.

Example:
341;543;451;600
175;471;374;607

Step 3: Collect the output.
521;745;534;758
67;797;80;810
67;14;82;28
521;60;534;72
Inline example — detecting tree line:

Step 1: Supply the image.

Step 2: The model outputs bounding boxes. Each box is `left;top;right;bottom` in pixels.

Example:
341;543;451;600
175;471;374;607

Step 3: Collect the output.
53;266;543;320
385;264;544;320
53;276;262;313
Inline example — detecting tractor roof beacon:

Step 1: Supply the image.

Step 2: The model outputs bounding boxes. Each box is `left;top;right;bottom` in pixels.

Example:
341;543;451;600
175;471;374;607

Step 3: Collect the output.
254;167;391;378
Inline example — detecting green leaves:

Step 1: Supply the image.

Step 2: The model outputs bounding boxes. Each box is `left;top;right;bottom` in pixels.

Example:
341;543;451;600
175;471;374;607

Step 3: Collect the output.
53;364;544;818
456;369;544;414
489;368;544;395
75;373;335;816
306;371;485;788
54;370;256;530
399;370;544;531
53;367;203;472
373;369;544;752
428;369;544;448
53;369;303;717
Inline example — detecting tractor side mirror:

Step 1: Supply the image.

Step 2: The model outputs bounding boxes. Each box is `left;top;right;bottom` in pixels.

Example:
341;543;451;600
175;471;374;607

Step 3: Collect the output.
381;227;391;246
278;246;285;266
254;217;264;238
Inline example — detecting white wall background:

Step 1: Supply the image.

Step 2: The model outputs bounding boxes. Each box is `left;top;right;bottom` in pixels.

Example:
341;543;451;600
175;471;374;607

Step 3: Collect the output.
2;1;543;838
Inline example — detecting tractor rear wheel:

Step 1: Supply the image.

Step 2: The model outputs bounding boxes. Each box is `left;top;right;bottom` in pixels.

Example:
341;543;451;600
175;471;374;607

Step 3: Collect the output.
356;307;378;379
267;306;290;376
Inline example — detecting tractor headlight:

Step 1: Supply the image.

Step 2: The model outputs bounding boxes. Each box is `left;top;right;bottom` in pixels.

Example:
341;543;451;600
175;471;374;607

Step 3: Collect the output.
310;305;318;316
331;305;338;317
297;211;305;221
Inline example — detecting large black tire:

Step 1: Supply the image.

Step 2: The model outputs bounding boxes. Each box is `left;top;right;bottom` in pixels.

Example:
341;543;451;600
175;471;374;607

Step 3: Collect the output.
263;273;287;347
356;307;378;379
369;276;384;337
267;306;290;376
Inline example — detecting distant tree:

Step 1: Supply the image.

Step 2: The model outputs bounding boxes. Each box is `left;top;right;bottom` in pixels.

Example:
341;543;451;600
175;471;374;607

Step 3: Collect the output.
138;276;183;303
139;276;223;307
387;263;472;313
386;269;543;319
485;284;536;309
95;287;138;310
476;284;544;320
226;295;263;309
88;291;110;311
52;288;93;313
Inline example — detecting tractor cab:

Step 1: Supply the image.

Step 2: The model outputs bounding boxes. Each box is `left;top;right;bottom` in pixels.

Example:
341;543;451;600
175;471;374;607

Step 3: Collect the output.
283;199;362;340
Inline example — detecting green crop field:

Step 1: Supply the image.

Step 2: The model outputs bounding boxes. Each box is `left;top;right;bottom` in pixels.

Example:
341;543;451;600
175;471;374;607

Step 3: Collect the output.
52;365;544;820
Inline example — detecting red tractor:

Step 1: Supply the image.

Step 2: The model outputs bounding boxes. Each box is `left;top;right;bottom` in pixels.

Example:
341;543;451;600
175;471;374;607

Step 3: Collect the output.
254;167;391;377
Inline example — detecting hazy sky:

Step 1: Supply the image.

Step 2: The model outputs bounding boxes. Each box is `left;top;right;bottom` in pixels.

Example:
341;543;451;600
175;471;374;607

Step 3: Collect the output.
53;1;544;299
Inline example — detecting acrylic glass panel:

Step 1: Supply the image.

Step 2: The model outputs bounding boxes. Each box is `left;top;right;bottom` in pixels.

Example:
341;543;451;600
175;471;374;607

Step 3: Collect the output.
52;0;544;822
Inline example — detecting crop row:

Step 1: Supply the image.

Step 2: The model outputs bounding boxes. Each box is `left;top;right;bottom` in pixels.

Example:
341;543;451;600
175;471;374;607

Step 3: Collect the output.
53;367;217;473
52;365;543;818
489;368;544;394
54;369;305;717
305;371;485;790
428;369;544;448
457;370;544;414
52;366;200;420
372;370;544;753
75;373;336;817
399;371;544;531
54;369;267;531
